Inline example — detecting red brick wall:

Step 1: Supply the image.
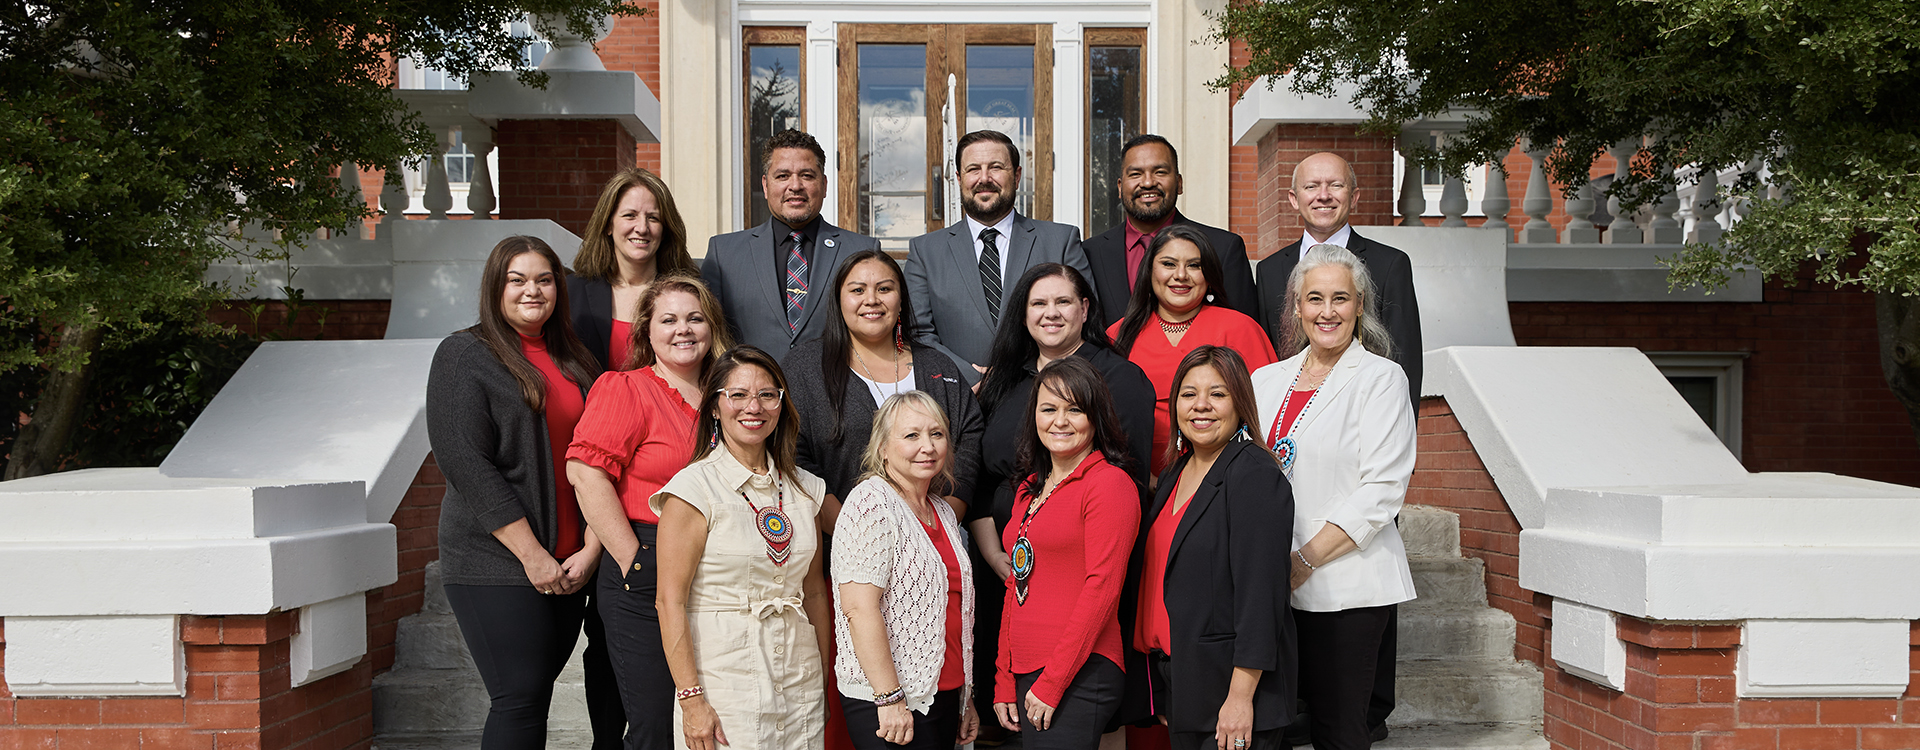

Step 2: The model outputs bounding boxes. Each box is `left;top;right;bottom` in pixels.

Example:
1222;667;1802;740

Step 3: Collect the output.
497;120;639;237
207;301;392;342
596;4;662;174
1248;124;1395;259
365;456;445;676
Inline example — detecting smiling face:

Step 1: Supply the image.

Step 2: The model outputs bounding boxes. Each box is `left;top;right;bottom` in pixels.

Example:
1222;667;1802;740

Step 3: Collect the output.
1296;264;1361;355
1150;238;1209;316
712;364;782;451
647;289;712;372
882;404;950;489
1033;380;1094;463
959;140;1021;224
1175;364;1237;453
1119;142;1182;226
1288;153;1355;241
499;251;557;337
609;185;663;272
762;147;826;229
839;258;902;347
1024;275;1088;357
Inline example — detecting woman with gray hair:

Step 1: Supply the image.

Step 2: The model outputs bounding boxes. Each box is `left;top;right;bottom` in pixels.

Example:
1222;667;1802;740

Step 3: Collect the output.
1249;244;1416;749
832;391;981;750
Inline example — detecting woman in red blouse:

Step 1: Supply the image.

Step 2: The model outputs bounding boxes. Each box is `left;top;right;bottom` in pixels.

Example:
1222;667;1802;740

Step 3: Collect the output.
1107;225;1277;481
567;275;734;750
992;357;1141;750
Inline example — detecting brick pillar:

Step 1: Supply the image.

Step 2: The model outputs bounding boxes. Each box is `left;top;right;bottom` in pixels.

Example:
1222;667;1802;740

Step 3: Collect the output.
1250;124;1396;258
495;119;639;236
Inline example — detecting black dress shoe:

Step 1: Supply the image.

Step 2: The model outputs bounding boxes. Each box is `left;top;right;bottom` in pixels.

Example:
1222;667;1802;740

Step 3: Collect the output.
1369;723;1390;743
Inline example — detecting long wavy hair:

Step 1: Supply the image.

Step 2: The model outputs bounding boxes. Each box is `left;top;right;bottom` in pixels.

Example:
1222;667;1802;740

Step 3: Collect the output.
816;249;922;442
622;274;735;372
468;235;599;412
691;346;808;497
976;263;1114;414
1012;357;1136;499
1163;345;1273;468
573;168;699;282
1113;224;1230;356
856;390;957;498
1279;244;1394;359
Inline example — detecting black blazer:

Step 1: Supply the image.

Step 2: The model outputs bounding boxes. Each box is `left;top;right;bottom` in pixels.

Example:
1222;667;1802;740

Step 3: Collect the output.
567;275;617;371
1254;229;1423;410
1123;441;1296;734
1084;212;1261;330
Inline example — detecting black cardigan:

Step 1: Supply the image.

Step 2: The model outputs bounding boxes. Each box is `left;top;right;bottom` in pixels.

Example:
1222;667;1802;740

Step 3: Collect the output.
426;331;589;587
1122;440;1297;733
783;338;986;503
567;275;617;371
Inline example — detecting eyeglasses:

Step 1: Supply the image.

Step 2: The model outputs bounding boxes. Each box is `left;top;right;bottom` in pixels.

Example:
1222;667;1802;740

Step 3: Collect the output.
716;388;785;407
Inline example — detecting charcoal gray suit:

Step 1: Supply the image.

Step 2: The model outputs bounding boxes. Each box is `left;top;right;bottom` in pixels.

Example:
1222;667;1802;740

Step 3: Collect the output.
701;218;878;361
902;213;1095;386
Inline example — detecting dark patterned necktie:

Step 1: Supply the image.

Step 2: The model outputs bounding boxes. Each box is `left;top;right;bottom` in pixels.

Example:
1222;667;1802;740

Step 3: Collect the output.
979;227;1002;326
784;231;808;332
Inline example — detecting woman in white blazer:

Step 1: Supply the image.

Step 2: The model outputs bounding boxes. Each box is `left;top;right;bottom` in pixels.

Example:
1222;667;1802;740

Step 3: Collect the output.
1249;244;1416;750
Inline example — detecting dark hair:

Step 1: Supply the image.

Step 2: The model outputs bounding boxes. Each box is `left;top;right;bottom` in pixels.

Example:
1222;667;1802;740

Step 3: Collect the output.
955;130;1020;171
977;263;1112;413
623;274;736;372
817;249;922;442
574;168;698;282
762;129;827;176
1113;224;1231;355
470;235;600;412
691;346;808;496
1164;345;1271;468
1013;357;1136;498
1121;134;1179;172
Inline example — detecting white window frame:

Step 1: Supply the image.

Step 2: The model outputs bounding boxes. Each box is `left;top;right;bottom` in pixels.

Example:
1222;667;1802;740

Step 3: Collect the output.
1645;351;1747;459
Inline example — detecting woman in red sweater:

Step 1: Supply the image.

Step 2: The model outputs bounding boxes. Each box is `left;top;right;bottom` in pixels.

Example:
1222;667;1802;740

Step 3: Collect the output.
992;357;1143;750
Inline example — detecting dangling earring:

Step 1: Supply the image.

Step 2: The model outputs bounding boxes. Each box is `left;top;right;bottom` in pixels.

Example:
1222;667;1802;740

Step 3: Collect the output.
895;319;907;352
1174;431;1185;452
708;417;720;449
1235;424;1253;442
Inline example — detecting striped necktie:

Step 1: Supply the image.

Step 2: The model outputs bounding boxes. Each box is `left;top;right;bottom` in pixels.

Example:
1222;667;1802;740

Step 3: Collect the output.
979;227;1002;326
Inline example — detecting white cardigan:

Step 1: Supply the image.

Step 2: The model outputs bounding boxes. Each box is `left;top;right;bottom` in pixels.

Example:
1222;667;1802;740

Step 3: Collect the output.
1251;344;1418;612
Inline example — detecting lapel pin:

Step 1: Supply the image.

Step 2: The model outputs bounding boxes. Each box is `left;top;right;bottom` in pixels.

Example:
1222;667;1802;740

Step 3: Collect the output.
824;238;836;248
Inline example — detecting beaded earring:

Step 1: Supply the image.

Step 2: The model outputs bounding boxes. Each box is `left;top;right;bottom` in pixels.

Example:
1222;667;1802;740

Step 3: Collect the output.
895;320;907;352
1235;424;1254;442
1174;431;1185;452
708;417;720;449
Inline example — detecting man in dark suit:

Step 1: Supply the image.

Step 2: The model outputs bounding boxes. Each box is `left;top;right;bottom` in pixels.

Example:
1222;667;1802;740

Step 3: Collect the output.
702;129;878;361
904;130;1095;386
1256;150;1420;745
1083;134;1260;329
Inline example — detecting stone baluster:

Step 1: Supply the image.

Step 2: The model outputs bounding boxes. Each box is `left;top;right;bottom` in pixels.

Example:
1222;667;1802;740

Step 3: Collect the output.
1561;181;1599;244
1603;139;1643;244
380;159;411;234
1438;172;1470;227
1397;135;1427;226
1481;149;1513;239
1687;166;1723;244
1646;162;1683;243
1520;138;1556;243
422;129;454;220
466;128;497;219
337;162;365;241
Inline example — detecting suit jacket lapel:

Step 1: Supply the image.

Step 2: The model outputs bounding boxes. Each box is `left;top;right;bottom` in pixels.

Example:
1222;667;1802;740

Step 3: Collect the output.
749;221;788;332
1166;443;1244;563
1003;214;1038;308
949;221;993;324
793;222;844;338
1292;343;1367;437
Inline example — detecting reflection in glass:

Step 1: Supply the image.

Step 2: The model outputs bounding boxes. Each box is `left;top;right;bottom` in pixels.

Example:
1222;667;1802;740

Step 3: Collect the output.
964;46;1036;220
858;45;929;251
747;45;802;228
1087;46;1142;231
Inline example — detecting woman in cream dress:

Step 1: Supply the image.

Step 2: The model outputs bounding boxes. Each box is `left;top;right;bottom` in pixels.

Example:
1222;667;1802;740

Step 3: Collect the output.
656;345;832;750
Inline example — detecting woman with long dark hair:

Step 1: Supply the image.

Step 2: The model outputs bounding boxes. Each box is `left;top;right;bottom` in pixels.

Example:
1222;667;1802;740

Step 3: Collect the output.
426;235;603;749
569;167;702;371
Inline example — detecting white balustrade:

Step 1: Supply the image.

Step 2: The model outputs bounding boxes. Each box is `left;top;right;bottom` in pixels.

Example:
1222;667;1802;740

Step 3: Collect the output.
466;130;497;220
1439;172;1470;227
1398;137;1428;226
337;162;365;241
1481;152;1513;239
1686;166;1723;245
1603;139;1643;244
381;159;411;233
1560;182;1599;244
421;129;455;220
1519;139;1556;243
1646;164;1683;244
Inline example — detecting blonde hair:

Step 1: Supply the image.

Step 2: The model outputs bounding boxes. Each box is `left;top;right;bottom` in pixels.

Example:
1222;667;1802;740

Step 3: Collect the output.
858;391;956;496
1280;244;1394;359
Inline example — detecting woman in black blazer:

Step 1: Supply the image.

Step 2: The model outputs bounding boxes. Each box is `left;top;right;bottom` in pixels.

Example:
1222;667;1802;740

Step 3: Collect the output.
1129;345;1296;750
569;168;702;371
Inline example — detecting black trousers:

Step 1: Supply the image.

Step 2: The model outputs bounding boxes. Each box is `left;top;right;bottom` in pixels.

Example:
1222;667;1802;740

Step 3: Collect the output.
1367;605;1396;731
1294;605;1393;750
444;582;587;750
841;688;962;750
1010;655;1124;750
584;591;627;749
598;521;675;750
970;546;1006;718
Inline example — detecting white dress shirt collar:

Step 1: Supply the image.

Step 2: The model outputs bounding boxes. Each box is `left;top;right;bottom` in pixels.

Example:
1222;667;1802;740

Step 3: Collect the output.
965;212;1019;261
1298;224;1354;259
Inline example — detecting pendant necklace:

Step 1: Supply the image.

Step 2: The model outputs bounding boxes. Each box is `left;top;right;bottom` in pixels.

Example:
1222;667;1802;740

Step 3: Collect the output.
1265;362;1328;480
1010;476;1059;605
853;343;905;402
740;475;794;566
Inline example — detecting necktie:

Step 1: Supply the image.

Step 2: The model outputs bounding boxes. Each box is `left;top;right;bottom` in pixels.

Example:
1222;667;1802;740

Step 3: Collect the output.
979;227;1002;326
784;231;808;332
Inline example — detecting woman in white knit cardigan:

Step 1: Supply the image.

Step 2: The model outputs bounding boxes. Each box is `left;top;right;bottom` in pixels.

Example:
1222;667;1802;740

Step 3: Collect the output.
833;391;981;750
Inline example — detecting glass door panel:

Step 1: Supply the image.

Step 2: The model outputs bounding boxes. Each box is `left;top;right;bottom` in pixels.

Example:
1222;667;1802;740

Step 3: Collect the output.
1085;29;1146;232
963;45;1036;220
744;29;804;229
856;45;931;252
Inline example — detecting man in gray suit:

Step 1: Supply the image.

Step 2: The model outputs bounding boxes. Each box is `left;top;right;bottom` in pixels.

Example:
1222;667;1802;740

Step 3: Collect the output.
702;129;878;361
903;130;1096;386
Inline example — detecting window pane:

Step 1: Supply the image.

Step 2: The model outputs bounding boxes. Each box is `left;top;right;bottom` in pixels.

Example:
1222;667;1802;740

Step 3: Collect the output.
1087;46;1141;231
446;129;473;185
747;45;802;228
965;45;1036;220
857;44;929;252
1668;376;1718;431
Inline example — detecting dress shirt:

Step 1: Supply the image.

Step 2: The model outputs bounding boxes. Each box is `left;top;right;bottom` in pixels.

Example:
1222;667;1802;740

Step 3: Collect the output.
1123;217;1174;291
1297;224;1354;258
965;212;1018;266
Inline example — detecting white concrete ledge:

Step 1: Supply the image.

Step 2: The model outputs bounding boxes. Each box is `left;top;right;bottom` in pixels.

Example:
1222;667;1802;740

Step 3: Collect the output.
385;219;580;340
0;469;366;541
1230;75;1368;146
293;595;370;687
1739;619;1912;698
5;616;184;696
1507;245;1763;302
468;70;661;143
1552;600;1625;691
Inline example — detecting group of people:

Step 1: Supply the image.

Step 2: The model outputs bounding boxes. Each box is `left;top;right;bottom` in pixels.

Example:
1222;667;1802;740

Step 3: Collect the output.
425;126;1425;750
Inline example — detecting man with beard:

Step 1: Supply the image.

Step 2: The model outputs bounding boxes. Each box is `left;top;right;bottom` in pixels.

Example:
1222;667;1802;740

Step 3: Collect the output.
1082;134;1260;329
904;129;1095;387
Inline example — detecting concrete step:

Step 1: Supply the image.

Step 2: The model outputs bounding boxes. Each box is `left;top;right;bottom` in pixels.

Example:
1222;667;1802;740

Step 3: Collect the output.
1408;557;1487;606
1304;722;1547;750
375;730;594;749
392;615;473;671
1399;505;1461;559
371;668;490;734
1396;606;1517;661
1389;659;1543;725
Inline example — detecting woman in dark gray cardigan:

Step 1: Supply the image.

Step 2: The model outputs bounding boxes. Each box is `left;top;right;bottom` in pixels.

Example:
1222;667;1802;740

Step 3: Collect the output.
782;249;985;530
427;236;601;750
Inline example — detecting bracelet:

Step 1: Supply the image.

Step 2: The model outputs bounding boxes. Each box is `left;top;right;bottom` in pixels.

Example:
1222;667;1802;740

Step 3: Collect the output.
872;687;905;706
675;686;705;701
1295;550;1317;571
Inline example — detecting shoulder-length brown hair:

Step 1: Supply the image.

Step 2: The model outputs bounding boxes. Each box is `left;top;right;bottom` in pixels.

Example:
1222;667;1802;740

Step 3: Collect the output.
574;168;699;282
1163;345;1272;468
622;274;736;372
691;346;808;498
469;235;600;412
1013;357;1136;498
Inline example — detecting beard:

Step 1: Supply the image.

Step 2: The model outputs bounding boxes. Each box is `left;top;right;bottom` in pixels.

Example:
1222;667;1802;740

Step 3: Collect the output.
1124;190;1175;225
963;183;1017;223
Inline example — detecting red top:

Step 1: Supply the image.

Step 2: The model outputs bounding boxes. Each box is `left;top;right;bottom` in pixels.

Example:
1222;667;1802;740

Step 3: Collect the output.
522;334;586;559
1107;305;1278;477
922;512;967;692
608;318;633;372
566;366;699;524
1123;217;1174;292
1133;488;1194;655
1266;388;1317;447
995;454;1141;706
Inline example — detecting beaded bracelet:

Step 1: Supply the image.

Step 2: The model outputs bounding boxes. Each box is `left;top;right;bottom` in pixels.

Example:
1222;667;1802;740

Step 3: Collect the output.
1295;550;1317;571
675;686;705;701
872;687;905;707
